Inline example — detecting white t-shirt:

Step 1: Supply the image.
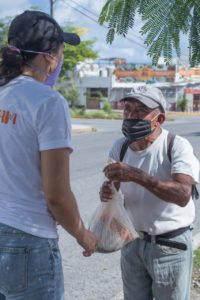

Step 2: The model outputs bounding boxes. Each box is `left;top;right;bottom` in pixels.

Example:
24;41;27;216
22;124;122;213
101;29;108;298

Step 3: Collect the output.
109;129;199;235
0;76;73;238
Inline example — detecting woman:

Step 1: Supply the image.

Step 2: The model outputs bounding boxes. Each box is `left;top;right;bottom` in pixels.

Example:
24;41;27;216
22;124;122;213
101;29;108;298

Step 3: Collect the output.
0;10;97;300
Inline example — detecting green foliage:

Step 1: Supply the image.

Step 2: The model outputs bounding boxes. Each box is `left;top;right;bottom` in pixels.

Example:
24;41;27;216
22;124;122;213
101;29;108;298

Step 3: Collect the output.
0;16;12;46
61;25;98;72
62;38;98;72
56;86;68;99
56;81;80;108
99;0;140;45
189;7;200;67
89;90;104;100
102;100;112;113
193;247;200;289
193;247;200;269
70;107;86;118
177;96;188;111
65;85;80;108
70;108;122;119
99;0;200;66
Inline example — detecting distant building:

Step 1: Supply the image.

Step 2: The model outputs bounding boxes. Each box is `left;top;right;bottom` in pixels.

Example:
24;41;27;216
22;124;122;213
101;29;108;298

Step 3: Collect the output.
75;58;200;111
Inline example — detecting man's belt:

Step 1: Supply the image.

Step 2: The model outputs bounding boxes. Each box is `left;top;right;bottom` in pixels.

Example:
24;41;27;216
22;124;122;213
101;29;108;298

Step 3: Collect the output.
139;226;191;251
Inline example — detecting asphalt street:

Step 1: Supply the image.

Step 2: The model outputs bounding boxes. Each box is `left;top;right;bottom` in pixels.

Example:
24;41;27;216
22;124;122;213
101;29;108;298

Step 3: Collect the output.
59;116;200;300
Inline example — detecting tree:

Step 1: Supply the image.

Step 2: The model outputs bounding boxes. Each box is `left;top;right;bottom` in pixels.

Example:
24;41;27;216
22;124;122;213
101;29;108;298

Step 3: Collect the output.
0;16;12;46
56;80;80;107
177;96;188;112
61;26;98;73
99;0;200;66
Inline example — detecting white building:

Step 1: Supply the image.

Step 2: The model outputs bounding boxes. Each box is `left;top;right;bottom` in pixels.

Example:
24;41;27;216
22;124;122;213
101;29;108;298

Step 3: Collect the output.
75;60;200;111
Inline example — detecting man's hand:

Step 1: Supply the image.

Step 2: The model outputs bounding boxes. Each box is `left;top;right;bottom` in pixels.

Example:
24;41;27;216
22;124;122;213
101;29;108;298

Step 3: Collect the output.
103;162;139;182
103;162;193;207
99;181;115;202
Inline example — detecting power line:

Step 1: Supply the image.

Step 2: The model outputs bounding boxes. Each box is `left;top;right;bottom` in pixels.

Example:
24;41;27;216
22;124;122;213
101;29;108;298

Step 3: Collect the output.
68;0;99;18
68;0;145;42
60;0;147;49
62;0;99;23
69;0;191;60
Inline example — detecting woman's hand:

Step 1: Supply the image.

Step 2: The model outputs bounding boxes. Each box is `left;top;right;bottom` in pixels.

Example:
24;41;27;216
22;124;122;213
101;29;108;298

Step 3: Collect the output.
76;229;98;257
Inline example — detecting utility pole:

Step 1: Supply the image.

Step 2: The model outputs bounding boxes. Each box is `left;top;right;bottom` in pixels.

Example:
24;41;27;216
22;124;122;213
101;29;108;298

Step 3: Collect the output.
50;0;56;17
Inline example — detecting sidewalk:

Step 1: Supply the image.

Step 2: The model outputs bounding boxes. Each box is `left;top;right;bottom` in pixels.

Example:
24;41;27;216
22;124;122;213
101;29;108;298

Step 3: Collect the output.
166;111;200;116
112;289;200;300
72;124;96;133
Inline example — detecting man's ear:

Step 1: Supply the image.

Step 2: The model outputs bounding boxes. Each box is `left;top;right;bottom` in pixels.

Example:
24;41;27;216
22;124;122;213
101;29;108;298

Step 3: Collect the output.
157;113;165;124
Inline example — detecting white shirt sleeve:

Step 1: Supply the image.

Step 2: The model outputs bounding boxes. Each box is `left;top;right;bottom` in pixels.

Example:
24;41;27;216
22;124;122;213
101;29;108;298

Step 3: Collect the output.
36;94;73;152
171;135;199;183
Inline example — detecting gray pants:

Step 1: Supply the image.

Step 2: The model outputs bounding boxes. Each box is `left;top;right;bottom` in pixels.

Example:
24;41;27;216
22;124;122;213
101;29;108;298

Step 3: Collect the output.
121;229;193;300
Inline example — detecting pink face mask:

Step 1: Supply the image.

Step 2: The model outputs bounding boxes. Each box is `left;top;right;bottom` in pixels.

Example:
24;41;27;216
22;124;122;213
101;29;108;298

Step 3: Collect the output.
44;60;63;87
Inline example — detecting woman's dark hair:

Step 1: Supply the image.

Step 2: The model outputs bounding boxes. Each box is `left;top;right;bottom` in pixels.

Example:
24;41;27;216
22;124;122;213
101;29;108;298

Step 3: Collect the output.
0;38;38;86
0;38;61;86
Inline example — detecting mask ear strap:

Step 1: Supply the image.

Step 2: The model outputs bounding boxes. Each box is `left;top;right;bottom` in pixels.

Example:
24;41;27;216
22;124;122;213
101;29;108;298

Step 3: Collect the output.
150;114;161;133
151;113;160;123
8;45;21;54
8;45;58;62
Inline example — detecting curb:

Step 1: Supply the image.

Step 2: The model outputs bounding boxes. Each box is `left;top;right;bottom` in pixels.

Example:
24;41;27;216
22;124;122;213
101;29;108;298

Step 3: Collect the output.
166;112;200;116
72;124;97;133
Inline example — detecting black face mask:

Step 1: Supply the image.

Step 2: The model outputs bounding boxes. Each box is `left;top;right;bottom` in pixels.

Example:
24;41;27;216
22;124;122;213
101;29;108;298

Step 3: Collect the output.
122;118;153;142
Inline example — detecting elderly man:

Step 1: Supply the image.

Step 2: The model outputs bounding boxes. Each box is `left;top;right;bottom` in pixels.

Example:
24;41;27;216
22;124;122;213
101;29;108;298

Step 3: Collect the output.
101;85;199;300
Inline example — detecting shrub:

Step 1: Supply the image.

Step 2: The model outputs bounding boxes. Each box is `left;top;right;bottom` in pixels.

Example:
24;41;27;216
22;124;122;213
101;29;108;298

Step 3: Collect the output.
103;100;112;113
177;97;188;112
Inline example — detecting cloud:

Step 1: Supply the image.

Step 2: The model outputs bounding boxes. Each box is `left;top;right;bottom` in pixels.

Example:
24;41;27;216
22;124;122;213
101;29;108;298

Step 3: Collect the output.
0;0;149;62
2;0;187;64
0;0;32;18
54;0;148;62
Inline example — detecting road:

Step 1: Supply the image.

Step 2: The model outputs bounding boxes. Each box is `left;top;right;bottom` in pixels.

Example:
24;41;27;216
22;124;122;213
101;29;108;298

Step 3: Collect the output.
59;116;200;300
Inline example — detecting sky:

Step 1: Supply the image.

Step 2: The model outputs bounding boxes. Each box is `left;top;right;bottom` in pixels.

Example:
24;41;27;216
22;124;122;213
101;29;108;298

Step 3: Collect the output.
0;0;189;64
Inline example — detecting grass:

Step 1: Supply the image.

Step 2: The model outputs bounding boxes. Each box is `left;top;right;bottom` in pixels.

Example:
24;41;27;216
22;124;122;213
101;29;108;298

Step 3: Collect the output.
70;108;174;121
70;108;122;119
193;247;200;292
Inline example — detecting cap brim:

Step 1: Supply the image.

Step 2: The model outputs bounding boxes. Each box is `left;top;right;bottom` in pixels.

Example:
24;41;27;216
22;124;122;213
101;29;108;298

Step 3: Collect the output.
120;94;160;109
63;32;80;45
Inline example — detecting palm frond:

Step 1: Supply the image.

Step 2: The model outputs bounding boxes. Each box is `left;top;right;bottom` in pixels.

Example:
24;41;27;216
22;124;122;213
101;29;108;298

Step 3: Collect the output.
189;4;200;66
99;0;140;44
99;0;200;66
98;0;113;25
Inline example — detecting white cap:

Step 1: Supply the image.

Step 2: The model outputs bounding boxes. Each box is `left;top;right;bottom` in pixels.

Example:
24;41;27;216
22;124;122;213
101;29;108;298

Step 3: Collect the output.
121;85;166;112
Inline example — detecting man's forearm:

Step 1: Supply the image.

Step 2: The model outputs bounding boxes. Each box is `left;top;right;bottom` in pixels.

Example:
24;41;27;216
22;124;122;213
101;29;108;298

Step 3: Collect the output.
129;168;191;207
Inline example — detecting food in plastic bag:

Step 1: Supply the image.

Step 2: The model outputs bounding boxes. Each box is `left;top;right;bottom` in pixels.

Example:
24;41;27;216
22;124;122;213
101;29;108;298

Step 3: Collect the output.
89;184;138;253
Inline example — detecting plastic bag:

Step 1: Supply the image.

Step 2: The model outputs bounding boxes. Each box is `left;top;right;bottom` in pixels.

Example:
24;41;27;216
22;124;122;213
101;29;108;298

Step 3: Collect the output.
89;184;138;253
